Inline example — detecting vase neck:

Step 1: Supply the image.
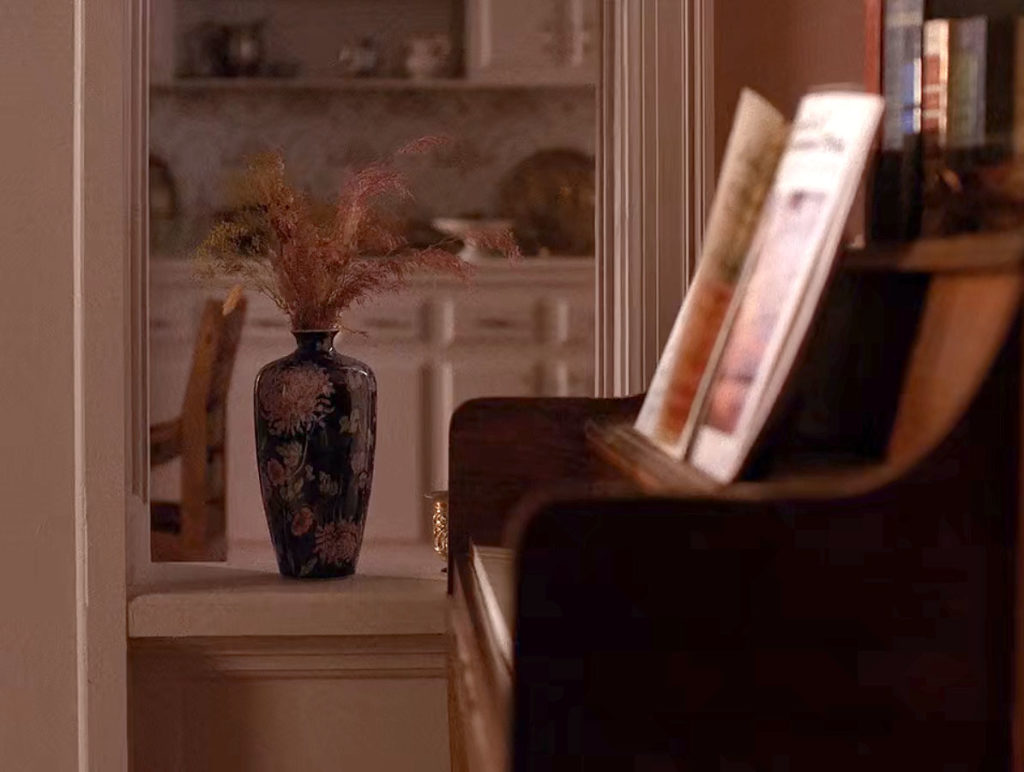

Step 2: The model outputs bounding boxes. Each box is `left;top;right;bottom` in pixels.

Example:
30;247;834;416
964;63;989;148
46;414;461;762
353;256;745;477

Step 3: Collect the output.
292;330;338;354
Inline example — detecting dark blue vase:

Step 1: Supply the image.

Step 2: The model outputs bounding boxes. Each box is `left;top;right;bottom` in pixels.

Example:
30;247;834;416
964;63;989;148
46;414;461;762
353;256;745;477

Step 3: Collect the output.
254;331;376;578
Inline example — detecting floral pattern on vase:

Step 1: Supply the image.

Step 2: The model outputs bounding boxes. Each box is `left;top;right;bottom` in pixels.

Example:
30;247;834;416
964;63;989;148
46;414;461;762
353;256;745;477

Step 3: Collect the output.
254;331;376;578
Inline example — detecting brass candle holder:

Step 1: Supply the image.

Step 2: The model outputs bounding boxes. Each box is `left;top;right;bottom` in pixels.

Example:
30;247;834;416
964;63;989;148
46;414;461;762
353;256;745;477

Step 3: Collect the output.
426;490;449;563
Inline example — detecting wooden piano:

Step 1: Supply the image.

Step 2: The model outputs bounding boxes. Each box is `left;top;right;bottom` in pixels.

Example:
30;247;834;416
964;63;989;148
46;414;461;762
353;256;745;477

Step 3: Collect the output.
446;231;1024;771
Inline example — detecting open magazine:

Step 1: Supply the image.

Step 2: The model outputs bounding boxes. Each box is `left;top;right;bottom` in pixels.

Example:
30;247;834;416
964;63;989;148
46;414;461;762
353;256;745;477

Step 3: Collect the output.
634;89;788;451
635;88;884;483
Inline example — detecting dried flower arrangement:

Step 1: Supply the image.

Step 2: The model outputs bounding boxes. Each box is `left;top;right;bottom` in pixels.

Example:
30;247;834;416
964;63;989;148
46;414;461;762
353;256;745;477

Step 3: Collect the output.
195;139;521;331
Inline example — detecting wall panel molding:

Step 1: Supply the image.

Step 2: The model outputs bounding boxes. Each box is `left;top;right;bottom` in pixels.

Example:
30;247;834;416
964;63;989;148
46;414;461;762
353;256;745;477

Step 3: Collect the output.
597;0;714;396
131;635;448;681
131;635;450;771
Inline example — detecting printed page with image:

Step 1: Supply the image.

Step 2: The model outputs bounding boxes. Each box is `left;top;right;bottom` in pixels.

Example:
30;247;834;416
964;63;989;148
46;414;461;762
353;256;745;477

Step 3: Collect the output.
686;90;884;483
634;89;788;453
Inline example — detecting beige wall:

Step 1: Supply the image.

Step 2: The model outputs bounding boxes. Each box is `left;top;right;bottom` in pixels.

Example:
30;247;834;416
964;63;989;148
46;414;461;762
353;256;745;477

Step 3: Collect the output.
0;2;81;768
714;0;866;168
0;1;129;767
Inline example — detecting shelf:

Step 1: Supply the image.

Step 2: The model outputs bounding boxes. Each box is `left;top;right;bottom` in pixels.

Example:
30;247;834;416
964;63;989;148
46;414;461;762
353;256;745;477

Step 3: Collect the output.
128;541;447;639
151;77;596;94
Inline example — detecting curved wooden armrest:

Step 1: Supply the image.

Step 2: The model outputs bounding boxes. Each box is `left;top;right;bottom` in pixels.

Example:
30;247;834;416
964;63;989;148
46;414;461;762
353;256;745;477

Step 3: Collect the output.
149;417;182;466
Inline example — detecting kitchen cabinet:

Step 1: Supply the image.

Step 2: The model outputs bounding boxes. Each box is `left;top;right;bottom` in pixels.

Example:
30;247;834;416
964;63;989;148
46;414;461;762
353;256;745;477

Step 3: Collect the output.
149;257;594;554
465;0;597;85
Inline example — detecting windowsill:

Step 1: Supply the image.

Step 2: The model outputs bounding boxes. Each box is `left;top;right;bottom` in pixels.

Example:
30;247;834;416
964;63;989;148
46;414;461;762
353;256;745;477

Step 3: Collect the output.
128;541;448;639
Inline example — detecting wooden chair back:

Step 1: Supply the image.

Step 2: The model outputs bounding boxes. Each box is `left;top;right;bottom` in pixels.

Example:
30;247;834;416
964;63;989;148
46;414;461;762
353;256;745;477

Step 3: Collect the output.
153;296;246;561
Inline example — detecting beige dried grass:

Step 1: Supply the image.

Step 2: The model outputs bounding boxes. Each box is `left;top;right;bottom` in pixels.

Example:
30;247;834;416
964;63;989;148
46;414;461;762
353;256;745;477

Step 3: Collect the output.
195;141;520;331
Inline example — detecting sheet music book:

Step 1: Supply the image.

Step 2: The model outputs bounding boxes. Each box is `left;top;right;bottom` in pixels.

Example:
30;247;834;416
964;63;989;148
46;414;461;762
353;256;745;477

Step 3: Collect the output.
636;88;884;483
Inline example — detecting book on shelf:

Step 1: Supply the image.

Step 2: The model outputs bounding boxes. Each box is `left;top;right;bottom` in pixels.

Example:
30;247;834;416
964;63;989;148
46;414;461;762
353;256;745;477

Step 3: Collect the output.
635;88;884;484
922;19;950;149
926;14;1015;161
947;17;988;153
869;0;925;242
878;5;1024;238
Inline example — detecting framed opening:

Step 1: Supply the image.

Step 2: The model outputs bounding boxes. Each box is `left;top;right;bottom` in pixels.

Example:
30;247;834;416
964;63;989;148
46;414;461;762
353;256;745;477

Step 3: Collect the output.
137;0;603;574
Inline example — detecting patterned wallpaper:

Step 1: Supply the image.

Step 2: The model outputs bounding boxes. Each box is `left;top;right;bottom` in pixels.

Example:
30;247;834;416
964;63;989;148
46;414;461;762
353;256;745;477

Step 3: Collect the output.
150;88;596;224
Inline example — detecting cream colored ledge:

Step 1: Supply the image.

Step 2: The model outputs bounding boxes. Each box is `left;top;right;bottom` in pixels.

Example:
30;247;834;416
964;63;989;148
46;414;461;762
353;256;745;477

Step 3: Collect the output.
128;541;447;639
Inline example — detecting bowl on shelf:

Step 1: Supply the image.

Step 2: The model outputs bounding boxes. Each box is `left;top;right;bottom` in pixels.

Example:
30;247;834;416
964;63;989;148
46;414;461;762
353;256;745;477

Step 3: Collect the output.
432;217;515;263
498;148;595;256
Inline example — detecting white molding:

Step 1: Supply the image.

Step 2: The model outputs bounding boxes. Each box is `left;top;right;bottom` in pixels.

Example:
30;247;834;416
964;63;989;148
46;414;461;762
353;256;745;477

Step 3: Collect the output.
125;0;151;590
129;0;149;503
130;635;447;681
596;0;715;397
129;633;450;770
79;0;132;767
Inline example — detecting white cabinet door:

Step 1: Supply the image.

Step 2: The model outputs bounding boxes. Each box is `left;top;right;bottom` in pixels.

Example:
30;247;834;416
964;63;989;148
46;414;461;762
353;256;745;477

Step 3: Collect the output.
534;351;595;398
436;352;540;489
450;353;541;404
564;354;596;398
223;326;294;546
348;345;430;543
466;0;597;85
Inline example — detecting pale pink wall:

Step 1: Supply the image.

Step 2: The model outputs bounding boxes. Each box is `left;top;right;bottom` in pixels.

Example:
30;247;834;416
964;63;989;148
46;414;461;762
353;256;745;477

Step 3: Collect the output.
714;0;866;168
0;2;81;768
